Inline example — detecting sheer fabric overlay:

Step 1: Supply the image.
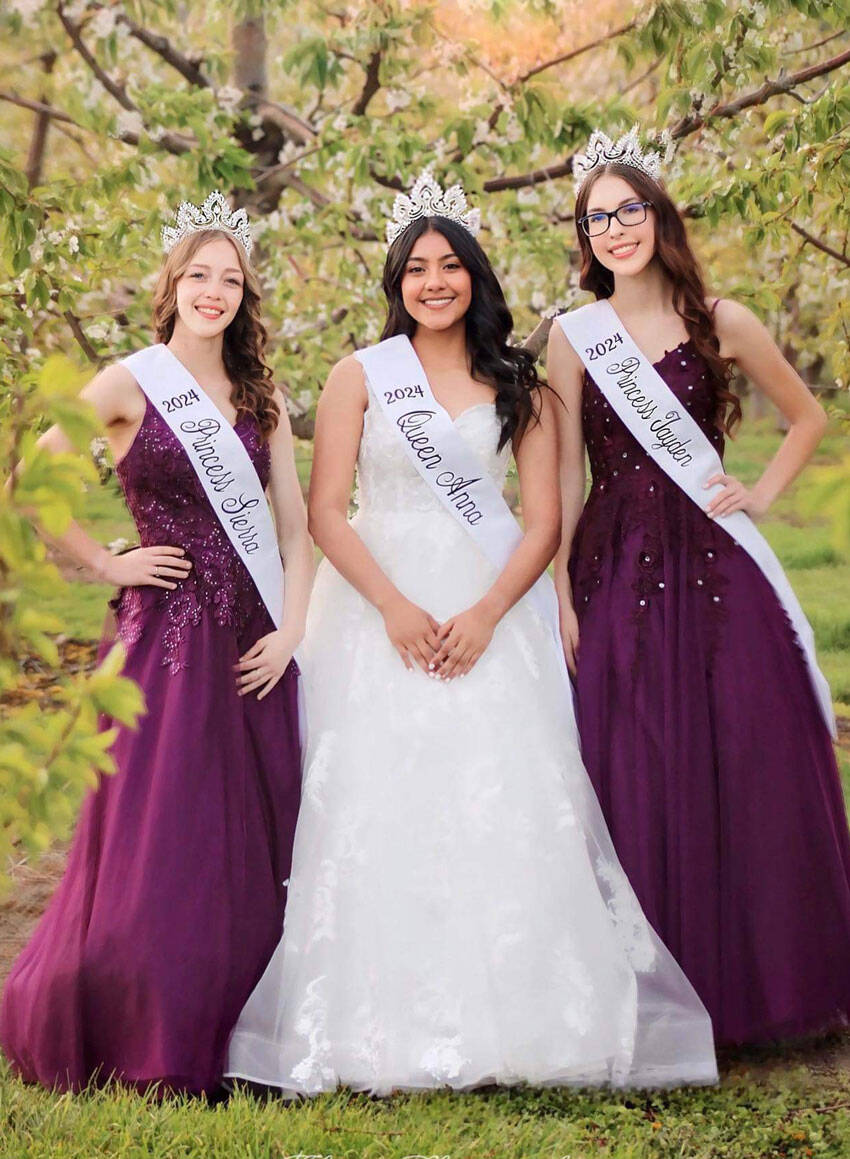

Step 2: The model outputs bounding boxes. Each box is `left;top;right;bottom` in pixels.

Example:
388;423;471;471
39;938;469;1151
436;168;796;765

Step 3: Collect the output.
226;401;717;1094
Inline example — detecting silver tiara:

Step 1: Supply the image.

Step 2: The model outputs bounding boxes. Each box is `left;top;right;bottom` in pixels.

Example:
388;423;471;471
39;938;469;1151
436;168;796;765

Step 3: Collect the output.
572;126;674;195
161;190;254;259
386;168;481;248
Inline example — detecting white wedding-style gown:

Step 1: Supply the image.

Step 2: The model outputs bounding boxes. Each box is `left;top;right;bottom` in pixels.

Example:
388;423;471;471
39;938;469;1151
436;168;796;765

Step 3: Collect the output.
226;400;717;1094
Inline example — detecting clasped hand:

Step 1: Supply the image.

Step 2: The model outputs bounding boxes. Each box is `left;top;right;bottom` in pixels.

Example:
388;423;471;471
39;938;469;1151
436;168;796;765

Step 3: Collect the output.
382;594;497;680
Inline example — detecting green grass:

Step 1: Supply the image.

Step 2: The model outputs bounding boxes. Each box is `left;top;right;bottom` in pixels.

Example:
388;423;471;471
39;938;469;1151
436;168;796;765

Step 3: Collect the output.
2;1059;850;1159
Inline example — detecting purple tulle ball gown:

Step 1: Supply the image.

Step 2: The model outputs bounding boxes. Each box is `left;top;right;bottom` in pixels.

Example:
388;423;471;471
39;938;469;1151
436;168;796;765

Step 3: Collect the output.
569;337;850;1047
1;395;301;1094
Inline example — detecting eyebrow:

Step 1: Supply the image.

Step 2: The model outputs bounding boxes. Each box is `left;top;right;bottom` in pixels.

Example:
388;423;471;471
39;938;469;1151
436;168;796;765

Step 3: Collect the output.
586;197;640;213
187;263;243;275
406;252;459;262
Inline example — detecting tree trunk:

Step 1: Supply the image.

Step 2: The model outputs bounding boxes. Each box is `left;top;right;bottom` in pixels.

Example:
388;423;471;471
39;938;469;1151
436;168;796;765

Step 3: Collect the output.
25;51;56;189
232;8;267;98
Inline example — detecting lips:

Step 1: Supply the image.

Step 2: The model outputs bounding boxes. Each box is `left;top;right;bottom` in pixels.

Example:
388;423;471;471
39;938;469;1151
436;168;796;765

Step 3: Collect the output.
195;305;225;319
608;242;639;259
420;297;455;309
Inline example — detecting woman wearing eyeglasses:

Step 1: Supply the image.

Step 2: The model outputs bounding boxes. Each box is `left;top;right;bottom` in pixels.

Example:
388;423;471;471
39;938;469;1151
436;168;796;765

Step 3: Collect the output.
546;129;850;1047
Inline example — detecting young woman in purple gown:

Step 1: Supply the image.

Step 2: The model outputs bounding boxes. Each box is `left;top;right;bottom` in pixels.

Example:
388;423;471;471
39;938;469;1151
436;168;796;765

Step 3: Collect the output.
0;197;313;1094
548;133;850;1047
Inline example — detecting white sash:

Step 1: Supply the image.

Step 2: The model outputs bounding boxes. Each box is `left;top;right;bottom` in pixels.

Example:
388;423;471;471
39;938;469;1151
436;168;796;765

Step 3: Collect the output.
557;299;835;737
121;344;284;629
355;335;565;673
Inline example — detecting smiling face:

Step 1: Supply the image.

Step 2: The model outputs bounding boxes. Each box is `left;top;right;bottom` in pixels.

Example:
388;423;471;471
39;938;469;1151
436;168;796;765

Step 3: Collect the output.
583;173;656;279
173;235;246;338
399;229;473;333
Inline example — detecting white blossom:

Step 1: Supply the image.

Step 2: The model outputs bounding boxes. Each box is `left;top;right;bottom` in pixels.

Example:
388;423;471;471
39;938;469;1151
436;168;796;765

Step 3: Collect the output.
68;235;79;254
386;89;411;113
216;85;244;114
504;117;523;144
472;119;491;146
116;109;144;138
90;7;118;39
10;0;45;17
277;140;301;165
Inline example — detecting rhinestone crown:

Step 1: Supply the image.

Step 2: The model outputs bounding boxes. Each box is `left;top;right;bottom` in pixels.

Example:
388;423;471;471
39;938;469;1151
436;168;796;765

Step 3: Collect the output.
572;126;674;195
161;190;254;259
386;168;481;248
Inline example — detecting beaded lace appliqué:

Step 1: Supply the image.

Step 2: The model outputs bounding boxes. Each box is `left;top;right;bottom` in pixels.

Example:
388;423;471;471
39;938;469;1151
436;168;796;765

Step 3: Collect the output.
113;400;271;673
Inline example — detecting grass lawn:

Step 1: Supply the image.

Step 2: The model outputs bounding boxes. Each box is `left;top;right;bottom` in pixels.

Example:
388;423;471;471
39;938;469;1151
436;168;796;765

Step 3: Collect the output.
2;1055;850;1158
5;406;850;1158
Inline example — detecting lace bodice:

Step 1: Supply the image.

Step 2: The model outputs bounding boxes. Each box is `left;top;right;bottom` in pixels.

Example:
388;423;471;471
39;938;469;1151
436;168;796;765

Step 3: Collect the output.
354;401;510;515
112;395;271;671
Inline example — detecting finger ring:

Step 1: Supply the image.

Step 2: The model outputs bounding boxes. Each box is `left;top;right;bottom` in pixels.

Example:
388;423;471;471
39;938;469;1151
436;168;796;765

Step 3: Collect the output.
154;566;160;577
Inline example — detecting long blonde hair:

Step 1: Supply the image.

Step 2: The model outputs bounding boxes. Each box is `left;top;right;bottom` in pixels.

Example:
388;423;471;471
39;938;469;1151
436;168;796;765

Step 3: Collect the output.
152;229;280;439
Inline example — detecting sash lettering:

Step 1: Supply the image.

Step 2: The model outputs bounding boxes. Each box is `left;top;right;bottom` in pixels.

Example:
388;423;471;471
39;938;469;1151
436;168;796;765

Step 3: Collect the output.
355;335;568;682
557;299;835;736
120;344;284;628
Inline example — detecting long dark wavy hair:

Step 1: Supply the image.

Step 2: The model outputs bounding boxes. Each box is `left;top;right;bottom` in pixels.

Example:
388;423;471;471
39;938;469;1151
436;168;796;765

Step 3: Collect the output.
381;216;542;450
152;228;280;439
575;163;741;434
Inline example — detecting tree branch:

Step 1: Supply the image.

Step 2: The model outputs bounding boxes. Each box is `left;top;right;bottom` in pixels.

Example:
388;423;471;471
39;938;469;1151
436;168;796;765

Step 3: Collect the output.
791;222;850;268
54;121;99;165
487;46;850;194
88;2;212;87
483;159;573;193
351;49;382;116
0;90;75;125
783;31;846;57
57;4;135;111
62;310;100;362
521;315;554;361
0;89;148;149
25;52;56;189
251;98;316;144
620;55;662;96
670;46;850;139
57;4;192;155
518;20;637;83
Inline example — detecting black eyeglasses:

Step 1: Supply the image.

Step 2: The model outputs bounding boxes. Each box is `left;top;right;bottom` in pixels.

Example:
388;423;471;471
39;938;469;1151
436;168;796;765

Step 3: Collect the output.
578;201;652;238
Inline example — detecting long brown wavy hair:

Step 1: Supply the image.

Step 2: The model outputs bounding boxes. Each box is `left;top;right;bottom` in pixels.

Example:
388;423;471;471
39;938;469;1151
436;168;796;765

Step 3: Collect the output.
575;163;741;434
152;228;280;438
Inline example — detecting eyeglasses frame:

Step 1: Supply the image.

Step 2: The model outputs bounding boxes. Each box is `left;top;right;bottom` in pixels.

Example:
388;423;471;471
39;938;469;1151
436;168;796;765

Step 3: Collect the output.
578;200;654;238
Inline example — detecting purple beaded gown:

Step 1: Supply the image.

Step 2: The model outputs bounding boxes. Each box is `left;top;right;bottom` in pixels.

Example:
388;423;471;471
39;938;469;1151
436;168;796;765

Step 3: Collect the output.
1;394;301;1094
569;338;850;1047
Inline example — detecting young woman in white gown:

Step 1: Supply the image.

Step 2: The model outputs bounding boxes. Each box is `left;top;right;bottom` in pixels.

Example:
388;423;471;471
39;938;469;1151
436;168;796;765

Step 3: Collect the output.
225;173;718;1094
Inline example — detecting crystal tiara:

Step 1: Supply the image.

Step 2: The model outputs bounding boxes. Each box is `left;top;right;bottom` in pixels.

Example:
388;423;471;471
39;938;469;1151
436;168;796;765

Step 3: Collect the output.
161;190;254;259
386;168;482;248
572;126;674;195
